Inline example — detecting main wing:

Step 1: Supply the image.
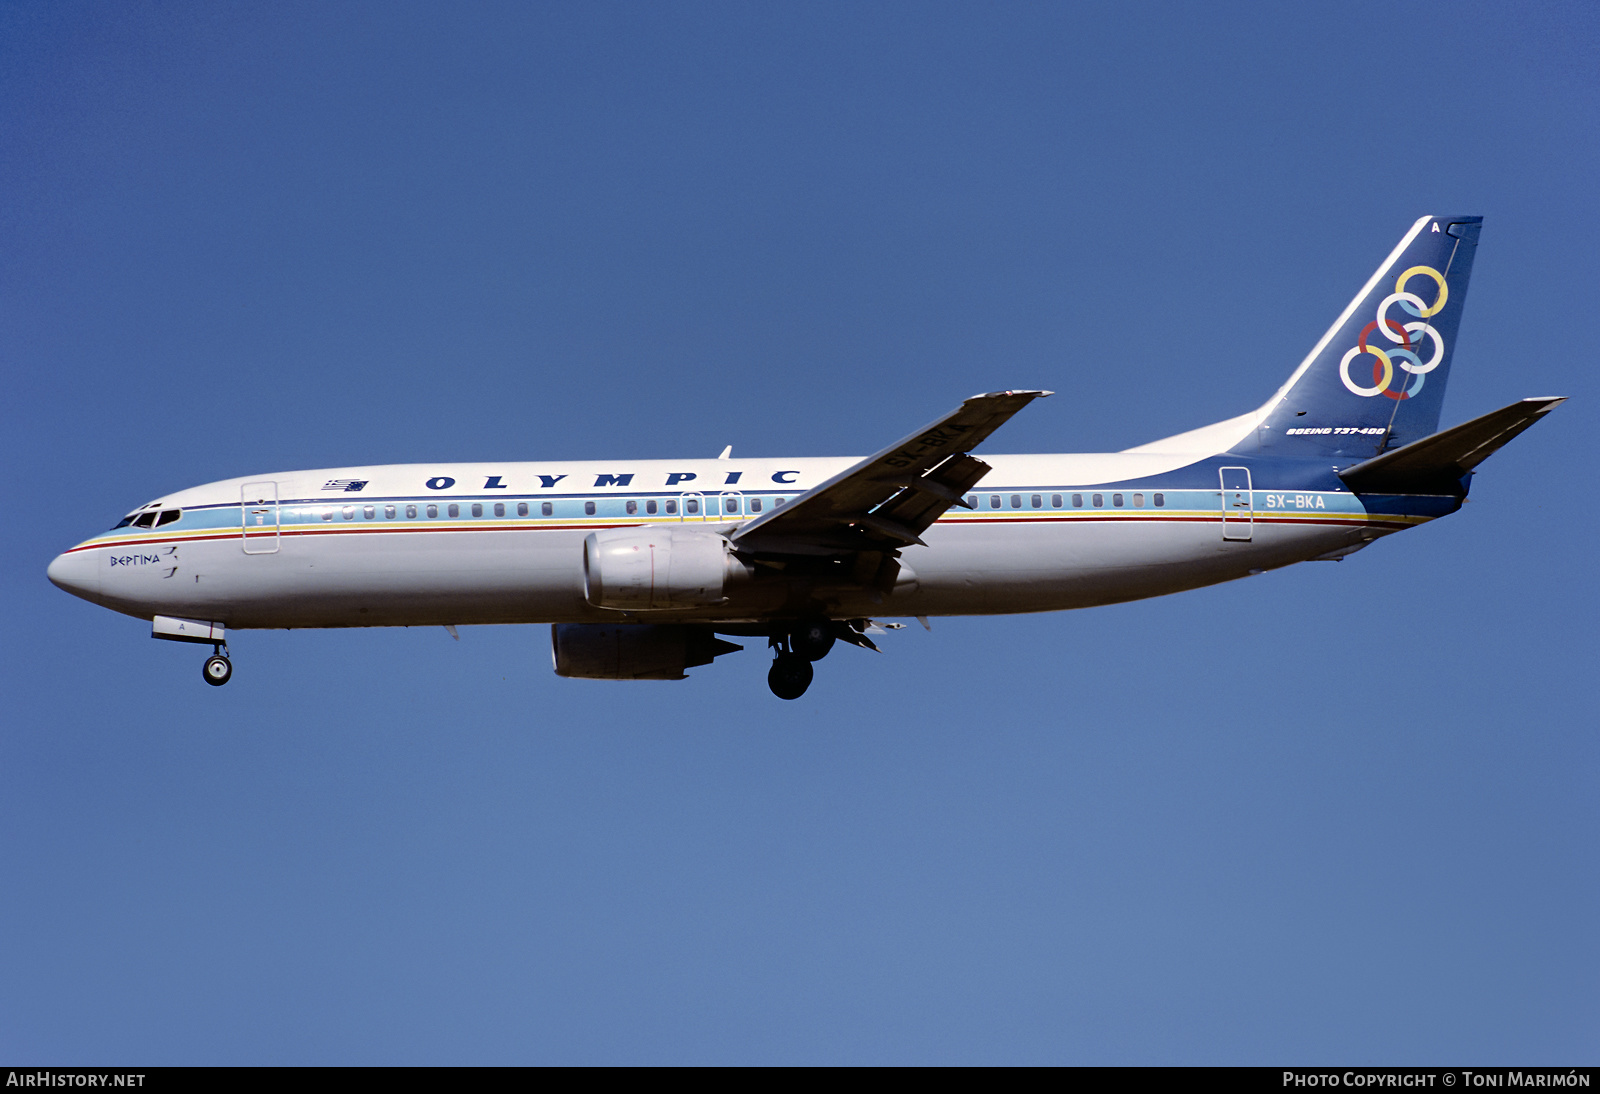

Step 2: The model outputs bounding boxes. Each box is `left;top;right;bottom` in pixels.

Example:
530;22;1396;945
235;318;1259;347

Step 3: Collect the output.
732;390;1051;555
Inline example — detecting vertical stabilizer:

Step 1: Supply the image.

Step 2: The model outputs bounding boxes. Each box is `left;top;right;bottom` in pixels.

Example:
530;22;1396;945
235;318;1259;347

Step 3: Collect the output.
1251;215;1481;459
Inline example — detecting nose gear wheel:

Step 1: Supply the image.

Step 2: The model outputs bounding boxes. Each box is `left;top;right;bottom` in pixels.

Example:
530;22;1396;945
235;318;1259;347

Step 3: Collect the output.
202;644;232;686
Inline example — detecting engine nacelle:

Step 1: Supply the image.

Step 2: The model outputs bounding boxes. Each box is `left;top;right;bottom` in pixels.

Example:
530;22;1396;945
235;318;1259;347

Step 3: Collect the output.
551;624;742;680
583;527;737;610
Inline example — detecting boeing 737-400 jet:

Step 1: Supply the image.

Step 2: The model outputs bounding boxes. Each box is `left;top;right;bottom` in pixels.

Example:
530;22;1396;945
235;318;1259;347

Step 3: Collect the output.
48;215;1563;698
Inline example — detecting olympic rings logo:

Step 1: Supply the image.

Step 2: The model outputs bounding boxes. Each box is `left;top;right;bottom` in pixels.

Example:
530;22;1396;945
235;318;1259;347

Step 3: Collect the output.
1338;265;1447;400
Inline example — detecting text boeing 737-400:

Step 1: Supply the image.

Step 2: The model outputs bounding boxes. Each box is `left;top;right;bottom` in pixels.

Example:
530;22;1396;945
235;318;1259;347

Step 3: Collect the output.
47;215;1564;698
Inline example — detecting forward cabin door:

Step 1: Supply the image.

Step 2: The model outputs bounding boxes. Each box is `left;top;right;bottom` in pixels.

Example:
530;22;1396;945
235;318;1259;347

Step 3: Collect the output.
241;481;280;554
1219;467;1253;541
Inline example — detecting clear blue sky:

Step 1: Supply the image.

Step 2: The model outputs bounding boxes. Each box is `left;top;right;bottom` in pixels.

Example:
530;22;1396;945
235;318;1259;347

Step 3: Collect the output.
3;0;1596;1064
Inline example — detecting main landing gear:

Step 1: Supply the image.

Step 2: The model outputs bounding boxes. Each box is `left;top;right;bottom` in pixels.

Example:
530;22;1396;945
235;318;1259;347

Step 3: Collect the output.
202;644;232;687
768;654;813;700
766;620;839;700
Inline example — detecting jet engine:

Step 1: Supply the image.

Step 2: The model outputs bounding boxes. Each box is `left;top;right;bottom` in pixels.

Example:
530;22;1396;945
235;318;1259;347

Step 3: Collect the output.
582;527;743;610
551;623;743;680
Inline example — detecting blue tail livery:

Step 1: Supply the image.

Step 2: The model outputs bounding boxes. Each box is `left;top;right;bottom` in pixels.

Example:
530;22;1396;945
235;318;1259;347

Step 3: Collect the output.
1253;215;1481;459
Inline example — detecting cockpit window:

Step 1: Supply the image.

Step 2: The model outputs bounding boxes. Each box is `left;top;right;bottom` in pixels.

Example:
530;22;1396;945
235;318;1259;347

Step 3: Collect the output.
155;509;181;527
132;512;157;529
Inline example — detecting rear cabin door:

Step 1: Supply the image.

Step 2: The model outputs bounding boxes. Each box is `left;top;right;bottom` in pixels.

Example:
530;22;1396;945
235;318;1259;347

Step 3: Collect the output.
241;481;280;554
1219;467;1253;541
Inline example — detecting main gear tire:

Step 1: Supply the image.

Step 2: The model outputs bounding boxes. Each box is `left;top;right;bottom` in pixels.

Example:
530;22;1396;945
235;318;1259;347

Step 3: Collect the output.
790;620;836;662
767;654;814;700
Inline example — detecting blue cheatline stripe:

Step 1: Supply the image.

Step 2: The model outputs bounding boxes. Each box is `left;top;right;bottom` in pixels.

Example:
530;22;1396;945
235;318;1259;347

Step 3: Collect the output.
73;508;1429;553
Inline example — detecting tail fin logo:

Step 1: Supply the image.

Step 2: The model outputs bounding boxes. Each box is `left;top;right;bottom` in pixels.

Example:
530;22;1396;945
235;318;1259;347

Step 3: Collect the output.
1338;265;1448;400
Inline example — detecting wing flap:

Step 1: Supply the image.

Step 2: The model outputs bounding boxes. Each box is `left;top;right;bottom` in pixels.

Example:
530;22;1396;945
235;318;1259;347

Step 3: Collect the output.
868;452;991;537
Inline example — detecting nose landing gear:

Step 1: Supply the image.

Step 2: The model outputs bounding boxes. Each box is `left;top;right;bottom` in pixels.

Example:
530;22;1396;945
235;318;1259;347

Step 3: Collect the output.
202;644;232;686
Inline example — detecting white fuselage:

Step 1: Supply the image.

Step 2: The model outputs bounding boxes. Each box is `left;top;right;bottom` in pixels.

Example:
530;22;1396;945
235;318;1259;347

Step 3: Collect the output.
48;452;1437;631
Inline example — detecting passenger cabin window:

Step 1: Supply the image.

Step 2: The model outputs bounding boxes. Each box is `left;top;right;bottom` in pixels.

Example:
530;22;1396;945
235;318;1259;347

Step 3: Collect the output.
493;502;505;517
517;502;529;517
750;498;761;512
1133;493;1144;508
685;498;700;515
646;499;657;515
1154;493;1165;507
541;502;553;516
1072;494;1083;508
775;497;786;507
966;495;977;508
1113;493;1124;507
1051;494;1062;508
1010;495;1022;509
724;496;738;514
448;503;460;518
471;503;483;518
363;505;375;519
323;508;335;521
1031;495;1042;509
626;500;638;515
665;499;677;515
427;504;438;518
342;506;355;520
406;505;417;519
156;509;181;527
1092;494;1104;508
990;495;1001;509
385;505;396;519
584;501;596;516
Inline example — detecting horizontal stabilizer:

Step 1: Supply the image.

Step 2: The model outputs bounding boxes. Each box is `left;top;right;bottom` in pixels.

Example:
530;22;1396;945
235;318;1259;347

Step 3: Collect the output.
1339;397;1565;495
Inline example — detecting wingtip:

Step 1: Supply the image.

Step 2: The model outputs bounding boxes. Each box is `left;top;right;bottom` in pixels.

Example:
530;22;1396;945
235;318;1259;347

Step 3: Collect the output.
972;389;1054;400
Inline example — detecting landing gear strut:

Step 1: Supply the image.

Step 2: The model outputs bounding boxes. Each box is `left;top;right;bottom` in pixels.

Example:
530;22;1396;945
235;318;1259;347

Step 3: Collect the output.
202;644;232;687
766;620;837;699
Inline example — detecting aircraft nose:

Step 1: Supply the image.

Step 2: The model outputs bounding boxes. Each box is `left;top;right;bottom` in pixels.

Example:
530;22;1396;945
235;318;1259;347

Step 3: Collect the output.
47;549;101;605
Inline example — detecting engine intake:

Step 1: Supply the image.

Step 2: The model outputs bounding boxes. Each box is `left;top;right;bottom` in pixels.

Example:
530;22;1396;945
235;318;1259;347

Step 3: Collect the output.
583;527;738;610
551;624;743;680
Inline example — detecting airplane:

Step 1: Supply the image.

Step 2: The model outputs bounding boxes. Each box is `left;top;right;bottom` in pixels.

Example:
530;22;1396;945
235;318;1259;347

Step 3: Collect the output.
47;215;1563;699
